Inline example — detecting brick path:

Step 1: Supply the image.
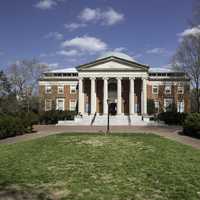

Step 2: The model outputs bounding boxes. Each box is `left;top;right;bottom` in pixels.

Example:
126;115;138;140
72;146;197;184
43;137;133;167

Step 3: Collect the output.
0;125;200;149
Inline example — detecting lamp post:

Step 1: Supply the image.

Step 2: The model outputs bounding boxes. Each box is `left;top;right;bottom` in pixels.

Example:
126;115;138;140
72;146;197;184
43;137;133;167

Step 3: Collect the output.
107;99;110;134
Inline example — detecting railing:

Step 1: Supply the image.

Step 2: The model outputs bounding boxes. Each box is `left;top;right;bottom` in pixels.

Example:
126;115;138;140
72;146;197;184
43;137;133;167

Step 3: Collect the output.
91;112;97;126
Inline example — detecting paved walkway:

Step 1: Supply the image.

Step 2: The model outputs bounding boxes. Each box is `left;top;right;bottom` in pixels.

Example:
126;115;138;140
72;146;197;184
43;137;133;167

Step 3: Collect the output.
0;125;200;149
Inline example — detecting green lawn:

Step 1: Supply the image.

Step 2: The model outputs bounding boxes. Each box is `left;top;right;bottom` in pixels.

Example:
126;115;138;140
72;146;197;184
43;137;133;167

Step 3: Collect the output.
0;133;200;200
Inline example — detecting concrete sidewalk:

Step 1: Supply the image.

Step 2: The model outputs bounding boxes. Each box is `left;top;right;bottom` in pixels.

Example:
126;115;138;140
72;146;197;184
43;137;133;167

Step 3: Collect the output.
0;125;200;149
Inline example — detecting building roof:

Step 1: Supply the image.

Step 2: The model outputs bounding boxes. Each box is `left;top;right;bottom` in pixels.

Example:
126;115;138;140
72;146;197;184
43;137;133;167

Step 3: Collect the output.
149;67;186;74
46;67;77;74
97;52;136;62
77;54;149;72
149;67;174;73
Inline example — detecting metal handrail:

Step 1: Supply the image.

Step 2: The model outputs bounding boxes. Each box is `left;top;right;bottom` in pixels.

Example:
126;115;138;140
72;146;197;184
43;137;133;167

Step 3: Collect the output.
91;112;97;126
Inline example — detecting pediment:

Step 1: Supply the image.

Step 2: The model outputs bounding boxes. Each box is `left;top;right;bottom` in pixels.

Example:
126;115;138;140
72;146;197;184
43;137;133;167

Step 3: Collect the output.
77;56;149;72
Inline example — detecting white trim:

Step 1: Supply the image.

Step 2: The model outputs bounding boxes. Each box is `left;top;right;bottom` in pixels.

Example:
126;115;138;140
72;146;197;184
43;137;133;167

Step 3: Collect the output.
70;85;77;94
45;85;52;94
152;85;158;95
69;99;77;111
45;99;52;111
164;98;173;111
79;71;148;79
57;86;64;94
177;101;184;113
177;86;184;94
39;81;78;86
56;98;65;111
165;85;171;95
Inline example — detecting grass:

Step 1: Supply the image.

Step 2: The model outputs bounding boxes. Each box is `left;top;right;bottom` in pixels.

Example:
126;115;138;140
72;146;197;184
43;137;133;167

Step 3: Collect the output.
0;133;200;200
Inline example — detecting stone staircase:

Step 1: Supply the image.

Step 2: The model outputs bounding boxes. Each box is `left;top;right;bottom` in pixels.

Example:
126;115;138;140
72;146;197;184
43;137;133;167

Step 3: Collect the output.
57;115;93;126
57;114;151;126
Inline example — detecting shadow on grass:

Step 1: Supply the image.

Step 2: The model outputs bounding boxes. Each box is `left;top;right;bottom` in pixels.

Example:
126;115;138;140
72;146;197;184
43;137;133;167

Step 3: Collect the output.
0;185;54;200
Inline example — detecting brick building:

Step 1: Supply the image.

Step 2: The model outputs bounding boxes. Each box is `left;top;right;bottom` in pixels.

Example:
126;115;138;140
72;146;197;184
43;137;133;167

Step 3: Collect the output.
39;52;190;124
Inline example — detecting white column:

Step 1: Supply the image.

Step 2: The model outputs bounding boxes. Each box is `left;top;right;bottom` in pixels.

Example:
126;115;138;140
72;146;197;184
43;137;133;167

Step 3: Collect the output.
103;78;108;115
117;77;122;115
142;77;147;115
78;78;84;114
90;77;96;114
129;77;135;115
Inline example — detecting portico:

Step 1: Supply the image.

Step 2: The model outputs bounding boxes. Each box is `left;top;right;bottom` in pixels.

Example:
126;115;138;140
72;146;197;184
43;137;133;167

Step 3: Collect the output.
78;75;148;116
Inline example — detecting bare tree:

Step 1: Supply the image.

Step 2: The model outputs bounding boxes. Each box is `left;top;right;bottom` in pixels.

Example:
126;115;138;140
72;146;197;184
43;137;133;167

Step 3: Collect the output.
7;59;48;99
173;35;200;112
7;59;48;112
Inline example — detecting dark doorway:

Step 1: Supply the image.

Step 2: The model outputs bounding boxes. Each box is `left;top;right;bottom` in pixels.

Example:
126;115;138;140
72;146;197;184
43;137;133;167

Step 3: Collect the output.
109;103;117;115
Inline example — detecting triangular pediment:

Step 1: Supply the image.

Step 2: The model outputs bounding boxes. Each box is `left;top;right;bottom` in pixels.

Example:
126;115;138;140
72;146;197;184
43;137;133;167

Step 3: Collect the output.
77;56;149;72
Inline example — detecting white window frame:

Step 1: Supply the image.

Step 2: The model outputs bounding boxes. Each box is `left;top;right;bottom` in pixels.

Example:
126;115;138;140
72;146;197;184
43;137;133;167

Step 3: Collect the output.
154;100;159;112
164;98;173;111
56;98;65;111
177;101;184;113
177;86;184;95
152;85;159;95
45;85;52;94
70;85;77;94
58;86;64;94
69;99;77;111
165;85;171;95
45;99;52;111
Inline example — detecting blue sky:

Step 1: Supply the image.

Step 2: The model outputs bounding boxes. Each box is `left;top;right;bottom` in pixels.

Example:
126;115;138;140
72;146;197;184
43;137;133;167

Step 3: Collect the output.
0;0;194;71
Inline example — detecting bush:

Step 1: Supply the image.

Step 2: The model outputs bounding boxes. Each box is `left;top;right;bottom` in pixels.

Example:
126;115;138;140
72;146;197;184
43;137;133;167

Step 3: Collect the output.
183;113;200;137
158;112;188;125
0;114;35;139
39;110;77;125
147;99;155;115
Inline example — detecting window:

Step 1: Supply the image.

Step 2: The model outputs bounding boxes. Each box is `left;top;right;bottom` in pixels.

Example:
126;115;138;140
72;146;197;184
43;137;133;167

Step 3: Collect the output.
56;98;65;111
164;98;173;111
70;85;77;94
177;86;184;95
45;99;52;111
165;85;171;95
45;86;52;94
154;100;159;112
69;99;77;111
177;101;184;113
152;85;159;95
58;86;64;94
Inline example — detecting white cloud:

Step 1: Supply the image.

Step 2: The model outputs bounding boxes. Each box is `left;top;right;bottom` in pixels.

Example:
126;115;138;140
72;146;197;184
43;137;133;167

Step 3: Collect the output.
103;8;124;25
57;50;79;56
79;7;124;26
79;8;100;22
64;23;87;31
35;0;64;10
146;48;165;54
62;36;107;52
44;32;63;40
178;26;200;39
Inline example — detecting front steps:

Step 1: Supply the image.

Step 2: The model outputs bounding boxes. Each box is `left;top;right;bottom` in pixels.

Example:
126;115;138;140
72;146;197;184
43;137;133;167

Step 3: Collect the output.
57;114;153;126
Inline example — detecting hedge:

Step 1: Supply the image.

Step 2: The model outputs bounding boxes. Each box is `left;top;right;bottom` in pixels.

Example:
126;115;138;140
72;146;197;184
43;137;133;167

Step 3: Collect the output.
158;112;188;125
0;112;37;139
39;110;77;125
183;113;200;137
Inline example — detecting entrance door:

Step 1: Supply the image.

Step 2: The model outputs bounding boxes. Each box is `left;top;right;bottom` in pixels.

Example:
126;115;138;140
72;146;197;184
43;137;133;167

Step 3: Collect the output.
109;103;117;115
